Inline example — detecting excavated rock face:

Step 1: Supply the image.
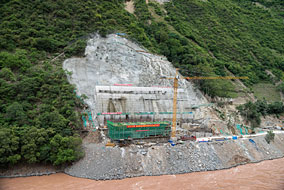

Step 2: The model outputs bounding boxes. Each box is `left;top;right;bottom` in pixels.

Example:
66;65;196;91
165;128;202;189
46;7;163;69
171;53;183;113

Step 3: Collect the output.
63;34;207;125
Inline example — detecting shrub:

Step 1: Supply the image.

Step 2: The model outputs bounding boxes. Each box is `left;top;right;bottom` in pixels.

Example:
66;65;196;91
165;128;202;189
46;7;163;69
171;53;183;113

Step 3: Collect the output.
277;82;284;93
265;130;275;144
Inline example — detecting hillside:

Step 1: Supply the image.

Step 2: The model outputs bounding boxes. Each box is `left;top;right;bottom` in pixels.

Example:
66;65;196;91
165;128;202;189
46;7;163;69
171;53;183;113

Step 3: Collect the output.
0;0;283;167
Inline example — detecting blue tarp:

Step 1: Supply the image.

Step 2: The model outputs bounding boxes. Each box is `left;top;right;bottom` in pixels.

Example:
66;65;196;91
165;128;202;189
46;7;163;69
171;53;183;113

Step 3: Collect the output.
116;33;126;36
249;139;259;151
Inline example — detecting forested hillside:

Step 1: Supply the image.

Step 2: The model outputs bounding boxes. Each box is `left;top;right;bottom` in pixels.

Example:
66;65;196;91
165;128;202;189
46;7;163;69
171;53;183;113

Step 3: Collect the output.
0;0;283;167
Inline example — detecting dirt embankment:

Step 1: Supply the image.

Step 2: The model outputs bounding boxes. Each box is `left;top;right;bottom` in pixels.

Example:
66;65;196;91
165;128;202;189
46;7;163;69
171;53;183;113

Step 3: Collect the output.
0;163;62;178
2;134;284;179
64;133;284;180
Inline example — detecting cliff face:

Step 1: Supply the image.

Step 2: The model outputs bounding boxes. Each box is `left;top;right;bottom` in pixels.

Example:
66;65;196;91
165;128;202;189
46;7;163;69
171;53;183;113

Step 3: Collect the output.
63;34;207;126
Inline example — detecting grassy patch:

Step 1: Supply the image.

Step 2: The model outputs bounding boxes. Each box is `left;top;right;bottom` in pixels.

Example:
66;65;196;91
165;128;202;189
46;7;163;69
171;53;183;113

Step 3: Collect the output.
252;83;281;102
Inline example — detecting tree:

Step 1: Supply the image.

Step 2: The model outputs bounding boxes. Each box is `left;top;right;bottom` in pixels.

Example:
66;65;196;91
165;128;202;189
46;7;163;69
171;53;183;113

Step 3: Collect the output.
0;127;21;166
265;130;275;144
0;68;16;81
34;38;61;53
195;63;236;98
5;102;27;125
49;134;83;165
0;50;31;71
268;102;284;114
277;82;284;93
237;101;261;128
20;127;51;163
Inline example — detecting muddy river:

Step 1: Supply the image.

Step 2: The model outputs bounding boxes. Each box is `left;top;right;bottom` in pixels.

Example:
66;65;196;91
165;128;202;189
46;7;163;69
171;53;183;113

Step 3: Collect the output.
1;158;284;190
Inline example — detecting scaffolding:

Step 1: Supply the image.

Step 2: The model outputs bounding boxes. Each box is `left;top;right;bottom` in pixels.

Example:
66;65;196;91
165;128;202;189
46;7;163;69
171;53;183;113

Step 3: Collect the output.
107;120;171;140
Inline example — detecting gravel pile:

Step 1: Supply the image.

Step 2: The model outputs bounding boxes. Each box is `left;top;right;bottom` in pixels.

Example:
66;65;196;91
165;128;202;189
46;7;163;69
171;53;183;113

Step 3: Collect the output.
65;134;284;180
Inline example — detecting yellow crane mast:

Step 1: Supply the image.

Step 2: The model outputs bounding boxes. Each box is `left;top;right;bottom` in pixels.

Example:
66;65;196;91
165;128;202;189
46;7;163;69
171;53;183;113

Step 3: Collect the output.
162;68;248;140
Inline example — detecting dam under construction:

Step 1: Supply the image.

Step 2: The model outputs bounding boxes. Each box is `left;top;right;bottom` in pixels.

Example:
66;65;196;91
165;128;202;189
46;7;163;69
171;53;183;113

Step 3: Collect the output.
63;33;282;144
94;85;215;141
2;34;284;182
63;34;218;142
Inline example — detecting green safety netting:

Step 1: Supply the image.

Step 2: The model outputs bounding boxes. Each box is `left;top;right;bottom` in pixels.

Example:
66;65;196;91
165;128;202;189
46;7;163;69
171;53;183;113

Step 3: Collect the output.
236;124;249;135
107;120;171;140
81;111;96;130
82;115;87;127
74;91;96;131
214;126;230;136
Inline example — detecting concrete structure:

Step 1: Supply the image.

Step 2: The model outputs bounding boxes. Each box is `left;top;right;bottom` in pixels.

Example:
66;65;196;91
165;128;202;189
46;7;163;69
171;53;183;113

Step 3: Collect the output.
63;34;208;132
95;86;196;125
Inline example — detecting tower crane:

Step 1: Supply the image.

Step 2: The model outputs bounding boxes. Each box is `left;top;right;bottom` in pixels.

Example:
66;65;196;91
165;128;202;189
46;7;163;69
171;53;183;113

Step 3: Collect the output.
161;68;249;140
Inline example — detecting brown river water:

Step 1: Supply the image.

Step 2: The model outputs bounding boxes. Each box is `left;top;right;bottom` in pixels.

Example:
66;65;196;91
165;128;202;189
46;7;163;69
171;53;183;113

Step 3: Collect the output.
1;158;284;190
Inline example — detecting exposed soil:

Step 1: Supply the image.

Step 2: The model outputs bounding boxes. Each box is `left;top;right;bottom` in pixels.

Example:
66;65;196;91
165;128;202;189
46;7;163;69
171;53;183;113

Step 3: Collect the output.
83;130;102;144
228;155;250;165
125;1;135;14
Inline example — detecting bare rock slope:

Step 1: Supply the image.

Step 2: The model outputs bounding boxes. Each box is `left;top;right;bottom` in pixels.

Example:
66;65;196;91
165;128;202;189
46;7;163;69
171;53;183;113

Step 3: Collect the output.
63;34;207;121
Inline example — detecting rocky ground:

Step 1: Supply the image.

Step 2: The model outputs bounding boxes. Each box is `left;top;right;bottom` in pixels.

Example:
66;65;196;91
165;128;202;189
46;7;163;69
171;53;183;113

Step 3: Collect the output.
64;133;284;180
2;133;283;179
0;163;62;178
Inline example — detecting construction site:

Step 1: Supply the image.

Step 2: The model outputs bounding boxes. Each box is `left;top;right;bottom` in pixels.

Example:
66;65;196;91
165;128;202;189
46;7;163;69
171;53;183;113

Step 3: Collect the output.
62;34;284;180
64;34;281;145
95;84;214;144
63;34;214;143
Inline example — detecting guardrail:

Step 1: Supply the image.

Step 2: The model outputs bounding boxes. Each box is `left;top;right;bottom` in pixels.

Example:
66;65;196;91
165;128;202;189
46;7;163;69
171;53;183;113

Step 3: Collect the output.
196;131;284;142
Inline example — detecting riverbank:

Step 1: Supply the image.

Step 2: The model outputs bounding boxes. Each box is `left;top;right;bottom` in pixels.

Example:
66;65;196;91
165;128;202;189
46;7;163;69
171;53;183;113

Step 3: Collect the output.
2;157;284;190
64;133;284;180
0;163;62;178
1;133;284;180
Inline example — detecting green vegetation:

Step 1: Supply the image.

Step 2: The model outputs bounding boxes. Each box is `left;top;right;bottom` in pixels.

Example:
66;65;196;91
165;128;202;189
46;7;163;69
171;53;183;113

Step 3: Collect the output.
164;0;283;84
277;82;284;93
253;83;281;102
265;130;275;144
0;0;283;167
237;100;284;128
148;1;164;16
130;0;284;97
0;51;85;166
0;0;145;167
